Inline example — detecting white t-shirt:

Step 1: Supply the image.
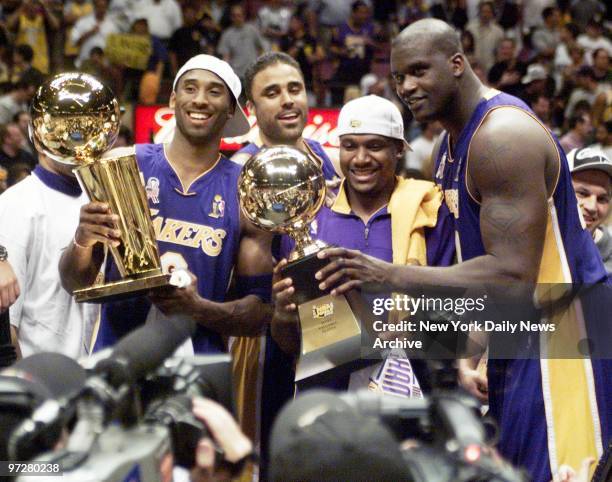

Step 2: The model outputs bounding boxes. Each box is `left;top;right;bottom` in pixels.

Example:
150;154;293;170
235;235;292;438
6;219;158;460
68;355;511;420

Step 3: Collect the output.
405;135;435;172
576;34;612;64
71;13;120;67
130;0;183;40
257;5;293;36
0;170;98;358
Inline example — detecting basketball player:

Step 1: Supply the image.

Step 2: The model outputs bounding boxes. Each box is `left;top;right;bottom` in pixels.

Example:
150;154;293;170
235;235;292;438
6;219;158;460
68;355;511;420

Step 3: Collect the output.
232;52;338;182
315;19;610;482
230;52;340;454
59;54;273;354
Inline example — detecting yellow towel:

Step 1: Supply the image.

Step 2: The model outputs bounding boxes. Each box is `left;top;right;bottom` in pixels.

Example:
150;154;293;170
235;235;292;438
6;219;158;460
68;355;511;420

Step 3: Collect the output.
330;176;442;266
388;177;443;266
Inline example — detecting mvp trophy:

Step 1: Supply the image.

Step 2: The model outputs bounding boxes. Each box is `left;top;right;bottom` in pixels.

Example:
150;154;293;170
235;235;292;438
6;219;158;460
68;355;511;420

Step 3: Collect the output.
238;146;366;383
30;73;169;302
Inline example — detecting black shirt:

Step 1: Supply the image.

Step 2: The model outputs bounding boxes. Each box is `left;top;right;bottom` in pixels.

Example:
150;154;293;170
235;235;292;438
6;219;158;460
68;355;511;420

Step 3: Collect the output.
0;148;37;172
280;33;319;87
168;25;219;69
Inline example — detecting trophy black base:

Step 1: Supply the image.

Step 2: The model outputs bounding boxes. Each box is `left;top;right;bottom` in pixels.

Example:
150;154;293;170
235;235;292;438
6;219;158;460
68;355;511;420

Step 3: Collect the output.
281;251;377;384
74;273;171;303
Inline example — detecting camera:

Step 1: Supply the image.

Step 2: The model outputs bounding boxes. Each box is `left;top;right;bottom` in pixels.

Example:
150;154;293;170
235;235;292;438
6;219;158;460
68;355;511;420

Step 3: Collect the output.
344;359;527;482
0;314;241;482
270;360;528;482
6;354;233;482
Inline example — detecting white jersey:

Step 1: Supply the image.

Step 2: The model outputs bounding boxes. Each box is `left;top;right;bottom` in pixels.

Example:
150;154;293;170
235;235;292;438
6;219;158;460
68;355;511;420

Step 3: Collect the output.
0;168;98;358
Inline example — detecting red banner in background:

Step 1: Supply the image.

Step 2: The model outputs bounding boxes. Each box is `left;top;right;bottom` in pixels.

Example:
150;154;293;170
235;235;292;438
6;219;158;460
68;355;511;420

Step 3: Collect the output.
133;105;341;151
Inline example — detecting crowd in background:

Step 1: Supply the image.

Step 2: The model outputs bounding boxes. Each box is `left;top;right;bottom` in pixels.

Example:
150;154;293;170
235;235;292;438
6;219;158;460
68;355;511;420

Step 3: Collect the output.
0;0;610;188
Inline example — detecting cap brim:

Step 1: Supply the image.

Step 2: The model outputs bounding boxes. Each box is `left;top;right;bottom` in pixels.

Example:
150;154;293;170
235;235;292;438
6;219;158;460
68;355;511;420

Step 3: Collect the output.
337;130;412;151
572;162;612;179
222;103;250;138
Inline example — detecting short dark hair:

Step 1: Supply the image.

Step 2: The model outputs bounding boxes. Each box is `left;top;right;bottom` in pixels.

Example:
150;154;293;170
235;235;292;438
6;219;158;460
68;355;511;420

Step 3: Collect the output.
563;22;580;39
569;112;589;130
12;110;28;123
577;65;596;80
10;80;29;92
593;48;609;60
351;0;368;12
19;69;45;88
15;44;34;63
7;162;32;186
243;52;302;102
478;1;495;14
118;125;133;144
89;46;104;57
0;124;8;143
542;6;558;20
586;19;602;30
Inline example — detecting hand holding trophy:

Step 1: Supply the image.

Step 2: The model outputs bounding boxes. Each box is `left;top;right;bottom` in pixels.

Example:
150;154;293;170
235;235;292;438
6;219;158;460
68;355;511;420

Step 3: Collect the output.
238;146;366;382
30;72;169;302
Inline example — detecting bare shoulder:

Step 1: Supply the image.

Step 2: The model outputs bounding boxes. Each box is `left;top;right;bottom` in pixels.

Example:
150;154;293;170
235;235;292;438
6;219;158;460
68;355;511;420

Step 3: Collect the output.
467;107;558;199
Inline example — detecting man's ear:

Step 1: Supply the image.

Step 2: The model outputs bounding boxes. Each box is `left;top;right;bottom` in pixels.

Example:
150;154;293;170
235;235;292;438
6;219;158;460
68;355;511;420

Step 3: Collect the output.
169;91;176;109
450;53;465;77
246;99;256;118
396;140;406;157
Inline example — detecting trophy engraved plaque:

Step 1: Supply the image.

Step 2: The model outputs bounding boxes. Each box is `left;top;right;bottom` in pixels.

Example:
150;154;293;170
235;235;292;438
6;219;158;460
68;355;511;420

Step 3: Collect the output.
30;73;169;302
238;146;365;381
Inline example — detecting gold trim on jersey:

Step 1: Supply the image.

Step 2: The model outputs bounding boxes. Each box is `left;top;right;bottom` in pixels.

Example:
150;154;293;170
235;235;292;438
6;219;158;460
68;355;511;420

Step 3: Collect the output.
162;144;222;195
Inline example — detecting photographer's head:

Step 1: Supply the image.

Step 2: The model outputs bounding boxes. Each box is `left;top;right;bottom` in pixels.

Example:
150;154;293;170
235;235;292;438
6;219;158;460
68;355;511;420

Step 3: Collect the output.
269;390;411;482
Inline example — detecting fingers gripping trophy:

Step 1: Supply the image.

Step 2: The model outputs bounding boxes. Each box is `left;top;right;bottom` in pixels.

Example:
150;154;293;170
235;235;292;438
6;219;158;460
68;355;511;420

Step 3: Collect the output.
238;146;366;382
30;73;169;302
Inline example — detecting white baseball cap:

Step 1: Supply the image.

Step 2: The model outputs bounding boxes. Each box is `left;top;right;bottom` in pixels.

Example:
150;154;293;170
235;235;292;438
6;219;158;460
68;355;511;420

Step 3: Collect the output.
336;95;410;149
567;147;612;179
172;54;250;137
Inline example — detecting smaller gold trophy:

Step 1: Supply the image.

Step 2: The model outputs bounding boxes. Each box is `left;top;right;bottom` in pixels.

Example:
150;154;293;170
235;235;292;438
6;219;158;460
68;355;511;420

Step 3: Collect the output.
30;73;169;302
238;146;364;382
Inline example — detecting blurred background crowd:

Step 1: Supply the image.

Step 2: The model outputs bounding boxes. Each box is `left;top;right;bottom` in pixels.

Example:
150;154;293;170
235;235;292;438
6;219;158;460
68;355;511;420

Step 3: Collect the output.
0;0;610;189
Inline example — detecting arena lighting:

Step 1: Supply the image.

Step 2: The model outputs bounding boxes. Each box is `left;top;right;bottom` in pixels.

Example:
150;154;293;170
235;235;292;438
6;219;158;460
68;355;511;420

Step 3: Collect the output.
464;444;482;463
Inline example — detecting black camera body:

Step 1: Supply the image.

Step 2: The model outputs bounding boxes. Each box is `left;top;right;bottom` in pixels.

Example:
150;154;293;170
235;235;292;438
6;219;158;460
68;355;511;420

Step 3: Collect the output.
13;354;233;482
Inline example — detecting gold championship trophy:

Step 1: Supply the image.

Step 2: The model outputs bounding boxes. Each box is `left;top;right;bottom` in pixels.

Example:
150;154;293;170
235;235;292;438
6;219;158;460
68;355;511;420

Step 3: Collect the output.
30;73;169;302
238;146;369;383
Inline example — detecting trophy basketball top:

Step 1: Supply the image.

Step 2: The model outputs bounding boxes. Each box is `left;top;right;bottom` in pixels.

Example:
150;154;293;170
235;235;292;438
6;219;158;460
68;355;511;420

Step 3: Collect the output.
30;72;120;166
238;145;327;260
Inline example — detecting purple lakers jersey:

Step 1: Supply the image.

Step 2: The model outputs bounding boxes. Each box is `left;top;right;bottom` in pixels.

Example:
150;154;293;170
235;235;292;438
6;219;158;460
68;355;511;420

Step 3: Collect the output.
95;144;242;353
434;90;606;284
433;89;610;482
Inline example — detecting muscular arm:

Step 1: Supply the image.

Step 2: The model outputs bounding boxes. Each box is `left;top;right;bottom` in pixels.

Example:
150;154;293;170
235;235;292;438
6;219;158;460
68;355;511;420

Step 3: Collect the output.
399;108;549;286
